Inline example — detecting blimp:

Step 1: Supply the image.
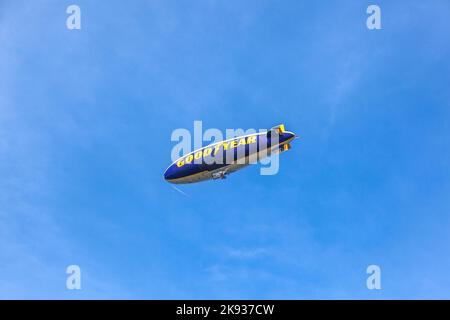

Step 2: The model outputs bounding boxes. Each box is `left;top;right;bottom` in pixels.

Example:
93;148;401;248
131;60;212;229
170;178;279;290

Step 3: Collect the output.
164;124;296;184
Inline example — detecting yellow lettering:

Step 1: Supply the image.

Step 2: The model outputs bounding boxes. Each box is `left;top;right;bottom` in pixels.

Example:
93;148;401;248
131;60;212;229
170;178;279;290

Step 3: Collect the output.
237;138;246;146
247;136;256;144
213;144;221;155
222;142;229;150
177;159;184;167
230;140;237;148
194;151;202;160
185;154;193;164
203;148;212;157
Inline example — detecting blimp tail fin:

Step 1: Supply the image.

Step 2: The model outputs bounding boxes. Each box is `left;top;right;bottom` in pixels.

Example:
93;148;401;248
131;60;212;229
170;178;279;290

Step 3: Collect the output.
270;124;285;134
273;143;291;155
281;143;291;152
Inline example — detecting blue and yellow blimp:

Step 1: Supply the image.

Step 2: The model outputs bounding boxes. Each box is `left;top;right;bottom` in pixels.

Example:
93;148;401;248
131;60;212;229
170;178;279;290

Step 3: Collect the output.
164;124;296;184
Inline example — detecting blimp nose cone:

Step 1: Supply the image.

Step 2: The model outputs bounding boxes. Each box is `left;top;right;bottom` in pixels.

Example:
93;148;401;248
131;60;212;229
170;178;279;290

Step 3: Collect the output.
164;165;177;181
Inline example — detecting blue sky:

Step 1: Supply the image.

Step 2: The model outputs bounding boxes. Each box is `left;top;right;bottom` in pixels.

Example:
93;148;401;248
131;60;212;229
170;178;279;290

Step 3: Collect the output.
1;0;449;299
